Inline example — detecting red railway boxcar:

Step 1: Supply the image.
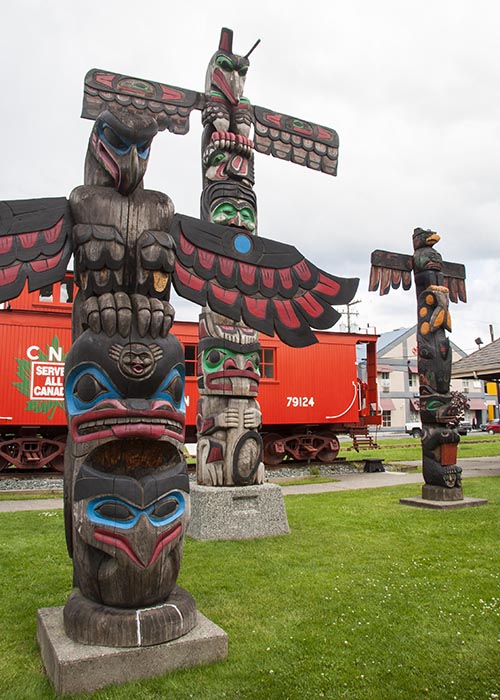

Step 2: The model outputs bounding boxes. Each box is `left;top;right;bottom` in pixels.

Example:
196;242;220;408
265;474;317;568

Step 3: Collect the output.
0;278;74;470
0;281;381;470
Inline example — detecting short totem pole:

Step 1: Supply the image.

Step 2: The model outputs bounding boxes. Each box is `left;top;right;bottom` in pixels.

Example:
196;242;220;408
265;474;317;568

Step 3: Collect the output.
0;28;358;657
369;228;468;500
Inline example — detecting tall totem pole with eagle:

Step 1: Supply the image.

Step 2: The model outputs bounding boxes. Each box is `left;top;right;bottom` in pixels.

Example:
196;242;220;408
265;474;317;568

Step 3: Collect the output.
0;28;357;648
369;229;468;501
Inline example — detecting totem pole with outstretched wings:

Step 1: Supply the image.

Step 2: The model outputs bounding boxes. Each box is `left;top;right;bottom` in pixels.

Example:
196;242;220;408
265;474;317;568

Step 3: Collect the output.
369;229;468;500
0;28;357;649
78;26;356;488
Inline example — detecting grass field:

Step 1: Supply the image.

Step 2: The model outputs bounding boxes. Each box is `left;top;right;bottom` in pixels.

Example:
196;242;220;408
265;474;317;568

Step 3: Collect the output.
337;433;500;464
0;477;499;699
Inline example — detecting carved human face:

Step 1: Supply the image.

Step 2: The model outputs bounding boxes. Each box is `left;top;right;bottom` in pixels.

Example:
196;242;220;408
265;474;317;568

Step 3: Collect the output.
198;338;260;396
210;199;256;232
72;464;190;607
65;329;186;453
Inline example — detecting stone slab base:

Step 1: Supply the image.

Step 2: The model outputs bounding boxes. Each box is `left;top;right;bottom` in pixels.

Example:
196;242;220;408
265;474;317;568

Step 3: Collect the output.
422;484;463;501
400;496;488;510
37;607;228;695
188;482;290;540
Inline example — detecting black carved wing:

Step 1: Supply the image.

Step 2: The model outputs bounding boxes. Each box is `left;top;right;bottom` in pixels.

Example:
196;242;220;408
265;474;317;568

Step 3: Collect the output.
369;249;413;296
253;106;339;176
442;260;467;303
170;214;358;347
82;69;205;135
0;198;73;302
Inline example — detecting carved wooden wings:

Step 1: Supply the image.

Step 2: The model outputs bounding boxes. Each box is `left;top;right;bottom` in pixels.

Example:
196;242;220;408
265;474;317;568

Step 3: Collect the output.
170;214;358;347
369;250;467;303
0;198;73;302
82;70;339;177
0;203;357;347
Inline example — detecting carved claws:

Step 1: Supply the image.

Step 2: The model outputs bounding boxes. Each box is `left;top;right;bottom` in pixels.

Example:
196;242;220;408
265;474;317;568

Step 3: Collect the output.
82;293;174;338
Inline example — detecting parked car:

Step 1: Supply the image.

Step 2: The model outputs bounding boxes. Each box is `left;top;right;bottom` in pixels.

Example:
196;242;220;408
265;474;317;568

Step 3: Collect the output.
404;421;422;438
405;420;471;438
485;420;500;434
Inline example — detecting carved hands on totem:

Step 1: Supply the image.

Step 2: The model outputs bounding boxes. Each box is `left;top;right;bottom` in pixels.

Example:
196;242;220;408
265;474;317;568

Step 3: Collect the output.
81;293;174;338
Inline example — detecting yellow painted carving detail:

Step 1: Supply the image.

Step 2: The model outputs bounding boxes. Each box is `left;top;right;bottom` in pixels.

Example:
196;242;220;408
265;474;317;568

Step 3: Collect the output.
153;271;170;293
431;309;445;329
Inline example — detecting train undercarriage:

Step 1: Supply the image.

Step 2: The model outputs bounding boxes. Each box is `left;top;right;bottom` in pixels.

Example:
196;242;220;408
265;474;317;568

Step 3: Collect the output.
0;424;354;472
0;428;65;472
262;429;341;465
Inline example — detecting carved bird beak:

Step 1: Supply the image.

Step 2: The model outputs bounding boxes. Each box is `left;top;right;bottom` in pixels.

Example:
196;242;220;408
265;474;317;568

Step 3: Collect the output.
117;145;142;196
425;233;441;245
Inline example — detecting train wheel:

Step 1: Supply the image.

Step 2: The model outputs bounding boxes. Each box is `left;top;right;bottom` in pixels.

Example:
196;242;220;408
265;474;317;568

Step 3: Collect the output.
317;432;340;463
0;456;9;471
41;437;66;472
50;454;65;473
51;435;66;473
263;433;284;466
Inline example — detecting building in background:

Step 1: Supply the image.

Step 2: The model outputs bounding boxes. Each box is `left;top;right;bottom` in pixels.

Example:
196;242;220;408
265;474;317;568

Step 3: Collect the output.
452;337;500;421
373;326;489;431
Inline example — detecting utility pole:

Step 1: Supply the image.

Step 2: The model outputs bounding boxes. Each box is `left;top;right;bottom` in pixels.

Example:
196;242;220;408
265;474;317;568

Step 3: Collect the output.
341;299;361;332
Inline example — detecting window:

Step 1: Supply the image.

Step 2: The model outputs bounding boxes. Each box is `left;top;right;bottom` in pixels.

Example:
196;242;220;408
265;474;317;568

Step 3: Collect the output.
408;372;418;389
382;410;392;427
184;344;198;377
462;378;470;393
261;348;275;379
60;278;74;303
37;277;74;304
379;371;390;393
39;286;53;302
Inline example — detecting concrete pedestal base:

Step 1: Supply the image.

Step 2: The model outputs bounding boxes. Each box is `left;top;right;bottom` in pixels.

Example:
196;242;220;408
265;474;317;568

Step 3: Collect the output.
188;482;290;540
400;496;488;510
37;607;228;695
400;483;488;510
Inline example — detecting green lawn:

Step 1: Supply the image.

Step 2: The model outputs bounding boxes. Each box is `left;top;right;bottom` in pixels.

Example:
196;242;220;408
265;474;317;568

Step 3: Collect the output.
338;433;500;463
0;477;499;699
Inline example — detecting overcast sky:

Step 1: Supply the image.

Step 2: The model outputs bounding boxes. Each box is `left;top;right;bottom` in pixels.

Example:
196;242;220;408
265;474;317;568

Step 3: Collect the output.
1;0;499;354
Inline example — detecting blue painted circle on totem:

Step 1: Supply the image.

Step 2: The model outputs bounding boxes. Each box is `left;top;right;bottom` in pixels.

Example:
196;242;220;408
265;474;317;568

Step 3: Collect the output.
233;233;252;254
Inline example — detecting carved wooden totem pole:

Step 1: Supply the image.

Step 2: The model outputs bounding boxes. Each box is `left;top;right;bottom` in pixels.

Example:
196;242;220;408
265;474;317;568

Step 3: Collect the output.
0;27;360;652
81;27;355;489
369;228;468;500
196;29;264;486
62;109;198;646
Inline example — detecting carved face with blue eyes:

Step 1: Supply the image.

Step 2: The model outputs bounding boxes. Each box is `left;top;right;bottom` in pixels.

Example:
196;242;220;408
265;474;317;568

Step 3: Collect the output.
64;329;186;448
89;109;158;195
71;464;190;607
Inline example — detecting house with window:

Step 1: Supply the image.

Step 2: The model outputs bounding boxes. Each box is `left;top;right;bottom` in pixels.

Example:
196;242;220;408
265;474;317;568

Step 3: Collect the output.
452;337;500;421
375;326;489;431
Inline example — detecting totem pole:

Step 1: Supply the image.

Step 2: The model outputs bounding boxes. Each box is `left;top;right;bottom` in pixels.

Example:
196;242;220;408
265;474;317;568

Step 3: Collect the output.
80;27;349;487
196;29;264;486
0;28;359;653
61;109;198;646
369;228;468;499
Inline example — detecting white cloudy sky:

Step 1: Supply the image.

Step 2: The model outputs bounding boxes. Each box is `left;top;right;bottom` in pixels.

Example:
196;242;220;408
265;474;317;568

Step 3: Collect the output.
1;0;499;354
